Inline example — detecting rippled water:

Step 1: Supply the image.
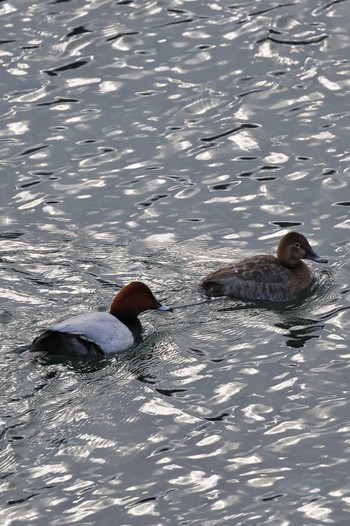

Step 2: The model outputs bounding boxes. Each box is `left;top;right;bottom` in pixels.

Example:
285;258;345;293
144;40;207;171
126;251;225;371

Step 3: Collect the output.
1;0;350;524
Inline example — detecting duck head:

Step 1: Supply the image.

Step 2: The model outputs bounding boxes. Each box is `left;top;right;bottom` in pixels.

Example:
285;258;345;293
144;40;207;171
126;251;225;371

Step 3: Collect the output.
110;281;172;318
277;232;328;268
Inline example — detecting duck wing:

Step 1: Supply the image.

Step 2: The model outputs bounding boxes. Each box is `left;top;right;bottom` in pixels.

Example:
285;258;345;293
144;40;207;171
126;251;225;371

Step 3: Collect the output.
29;330;104;356
202;255;292;300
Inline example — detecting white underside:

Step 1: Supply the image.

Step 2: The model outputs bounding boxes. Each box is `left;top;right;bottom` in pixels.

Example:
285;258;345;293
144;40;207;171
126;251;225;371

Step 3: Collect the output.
52;312;135;354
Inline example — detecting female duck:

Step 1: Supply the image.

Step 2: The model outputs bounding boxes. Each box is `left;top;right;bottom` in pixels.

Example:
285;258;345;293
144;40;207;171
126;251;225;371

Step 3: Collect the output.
202;232;328;302
29;281;172;356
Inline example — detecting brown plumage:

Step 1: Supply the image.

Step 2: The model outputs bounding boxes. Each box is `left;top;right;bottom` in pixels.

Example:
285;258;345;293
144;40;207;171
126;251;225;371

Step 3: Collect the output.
202;232;328;302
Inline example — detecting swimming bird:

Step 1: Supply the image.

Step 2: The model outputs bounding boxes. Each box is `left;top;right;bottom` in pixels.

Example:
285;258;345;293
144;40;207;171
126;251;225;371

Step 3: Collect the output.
29;281;172;356
201;232;328;302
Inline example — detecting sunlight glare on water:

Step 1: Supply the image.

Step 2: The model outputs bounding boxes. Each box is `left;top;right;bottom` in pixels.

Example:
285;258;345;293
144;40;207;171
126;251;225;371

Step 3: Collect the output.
1;0;350;524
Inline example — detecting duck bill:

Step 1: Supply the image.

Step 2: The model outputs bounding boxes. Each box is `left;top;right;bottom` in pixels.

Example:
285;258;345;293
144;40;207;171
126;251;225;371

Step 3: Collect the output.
154;301;173;312
305;247;328;264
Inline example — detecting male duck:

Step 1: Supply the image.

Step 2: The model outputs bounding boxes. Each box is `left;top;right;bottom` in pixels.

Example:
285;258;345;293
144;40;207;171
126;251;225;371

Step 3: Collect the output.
29;281;172;356
202;232;328;302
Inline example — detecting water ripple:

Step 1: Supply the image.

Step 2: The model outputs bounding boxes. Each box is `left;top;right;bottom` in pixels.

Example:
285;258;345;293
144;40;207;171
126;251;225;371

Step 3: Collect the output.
1;0;350;523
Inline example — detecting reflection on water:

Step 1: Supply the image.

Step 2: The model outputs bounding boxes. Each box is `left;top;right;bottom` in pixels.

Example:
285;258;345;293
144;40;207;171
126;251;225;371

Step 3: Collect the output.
1;0;350;524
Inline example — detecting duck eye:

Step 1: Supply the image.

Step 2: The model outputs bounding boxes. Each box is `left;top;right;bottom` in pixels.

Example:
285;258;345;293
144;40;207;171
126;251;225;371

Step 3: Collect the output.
294;242;301;249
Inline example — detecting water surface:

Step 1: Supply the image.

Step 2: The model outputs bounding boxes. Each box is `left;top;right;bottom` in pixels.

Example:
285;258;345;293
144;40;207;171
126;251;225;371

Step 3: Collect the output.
1;0;350;524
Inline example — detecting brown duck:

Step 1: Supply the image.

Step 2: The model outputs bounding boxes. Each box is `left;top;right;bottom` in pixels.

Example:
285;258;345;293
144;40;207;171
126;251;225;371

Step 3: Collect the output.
202;232;328;302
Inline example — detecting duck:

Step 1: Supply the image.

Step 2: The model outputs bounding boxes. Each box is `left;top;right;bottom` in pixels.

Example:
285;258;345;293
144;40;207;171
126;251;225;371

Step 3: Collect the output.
29;281;172;356
201;232;328;302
